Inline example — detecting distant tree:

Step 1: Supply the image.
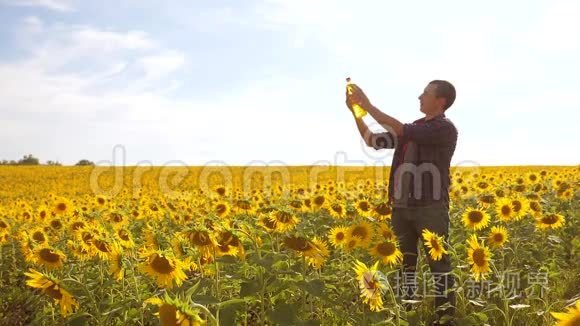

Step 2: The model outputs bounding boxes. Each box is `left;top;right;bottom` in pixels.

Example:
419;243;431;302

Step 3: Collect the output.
46;160;62;166
18;154;40;165
75;159;95;166
0;160;8;165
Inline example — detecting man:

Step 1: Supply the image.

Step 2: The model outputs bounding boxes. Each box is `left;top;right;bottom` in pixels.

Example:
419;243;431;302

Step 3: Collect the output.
346;80;458;325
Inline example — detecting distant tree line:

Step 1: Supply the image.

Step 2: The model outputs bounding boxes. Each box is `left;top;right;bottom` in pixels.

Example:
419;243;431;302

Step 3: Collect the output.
0;154;94;166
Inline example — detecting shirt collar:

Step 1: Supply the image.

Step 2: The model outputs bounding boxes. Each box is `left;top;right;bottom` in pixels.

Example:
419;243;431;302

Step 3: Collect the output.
422;113;446;122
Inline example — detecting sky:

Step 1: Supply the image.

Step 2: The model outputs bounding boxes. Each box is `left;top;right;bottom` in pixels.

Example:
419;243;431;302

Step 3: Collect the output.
0;0;578;167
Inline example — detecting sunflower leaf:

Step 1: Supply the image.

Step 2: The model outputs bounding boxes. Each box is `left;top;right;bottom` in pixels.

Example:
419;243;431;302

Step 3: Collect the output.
65;312;92;326
186;280;202;298
296;279;325;297
192;295;219;305
240;279;261;298
267;303;297;326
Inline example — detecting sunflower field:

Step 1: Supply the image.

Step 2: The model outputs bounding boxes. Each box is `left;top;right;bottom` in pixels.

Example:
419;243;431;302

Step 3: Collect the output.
0;165;578;325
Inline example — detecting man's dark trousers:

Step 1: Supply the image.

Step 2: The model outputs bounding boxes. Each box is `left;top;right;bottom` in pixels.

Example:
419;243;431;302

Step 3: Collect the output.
391;205;456;319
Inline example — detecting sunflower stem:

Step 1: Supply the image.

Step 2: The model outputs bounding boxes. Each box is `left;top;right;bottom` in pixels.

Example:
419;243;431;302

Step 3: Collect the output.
491;262;511;326
302;255;307;317
214;248;221;300
63;276;101;323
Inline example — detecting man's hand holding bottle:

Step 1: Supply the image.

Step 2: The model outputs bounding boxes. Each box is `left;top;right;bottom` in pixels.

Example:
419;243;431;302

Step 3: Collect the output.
345;77;371;119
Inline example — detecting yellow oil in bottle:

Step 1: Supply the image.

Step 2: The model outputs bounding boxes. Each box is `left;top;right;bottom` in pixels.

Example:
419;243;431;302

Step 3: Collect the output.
346;77;367;118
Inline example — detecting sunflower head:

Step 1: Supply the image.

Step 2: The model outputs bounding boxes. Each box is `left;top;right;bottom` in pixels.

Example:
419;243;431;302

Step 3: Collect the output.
348;222;373;248
461;208;490;230
328;226;348;248
535;213;565;230
34;246;66;269
146;294;206;326
421;229;448;261
487;226;508;248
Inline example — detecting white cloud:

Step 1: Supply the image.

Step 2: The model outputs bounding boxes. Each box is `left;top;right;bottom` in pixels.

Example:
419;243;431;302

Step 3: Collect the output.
69;28;156;51
0;18;355;165
22;16;43;33
139;51;186;80
0;0;73;11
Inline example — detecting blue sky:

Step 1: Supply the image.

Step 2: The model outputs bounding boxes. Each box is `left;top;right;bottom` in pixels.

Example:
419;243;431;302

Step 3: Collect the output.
0;0;578;166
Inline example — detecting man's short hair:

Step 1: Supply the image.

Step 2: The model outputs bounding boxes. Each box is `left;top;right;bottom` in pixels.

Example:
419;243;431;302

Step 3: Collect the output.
429;80;456;111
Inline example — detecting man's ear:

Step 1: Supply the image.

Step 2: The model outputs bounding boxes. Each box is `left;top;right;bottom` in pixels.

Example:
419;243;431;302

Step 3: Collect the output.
437;97;447;110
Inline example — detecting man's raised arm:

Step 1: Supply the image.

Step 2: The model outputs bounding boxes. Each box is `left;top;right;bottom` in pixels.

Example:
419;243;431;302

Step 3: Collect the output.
366;104;404;138
354;117;396;150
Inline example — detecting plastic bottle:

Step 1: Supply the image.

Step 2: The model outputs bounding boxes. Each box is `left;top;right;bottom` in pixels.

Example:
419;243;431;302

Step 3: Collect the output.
346;77;367;119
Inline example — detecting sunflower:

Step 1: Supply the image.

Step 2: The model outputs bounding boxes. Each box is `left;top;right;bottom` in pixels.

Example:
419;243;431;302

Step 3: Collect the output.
67;240;93;261
344;236;361;253
328;226;349;248
477;193;496;207
352;260;386;312
29;227;48;245
214;185;228;197
109;243;125;281
328;202;347;219
184;228;217;256
348;222;373;248
216;230;243;258
475;181;492;193
283;235;313;253
304;237;330;269
421;229;448;261
311;193;329;210
368;240;403;266
528;200;543;217
461;208;490;230
372;201;392;220
52;196;73;216
68;219;88;234
94;195;109;209
466;234;492;281
34;245;66;269
487;226;508;248
234;198;255;215
139;250;188;289
510;197;530;220
0;231;9;245
257;215;277;233
289;197;305;212
495;197;515;222
115;228;135;248
24;269;79;317
145;294;205;326
557;188;574;200
92;237;115;260
36;205;49;221
354;199;373;217
48;217;64;233
0;218;11;233
377;223;396;241
213;200;231;219
107;211;129;229
269;209;300;233
535;213;565;230
551;300;580;326
525;172;541;184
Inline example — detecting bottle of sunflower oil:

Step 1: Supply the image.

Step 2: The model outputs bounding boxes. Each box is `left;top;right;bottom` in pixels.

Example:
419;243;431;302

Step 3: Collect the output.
346;77;368;119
